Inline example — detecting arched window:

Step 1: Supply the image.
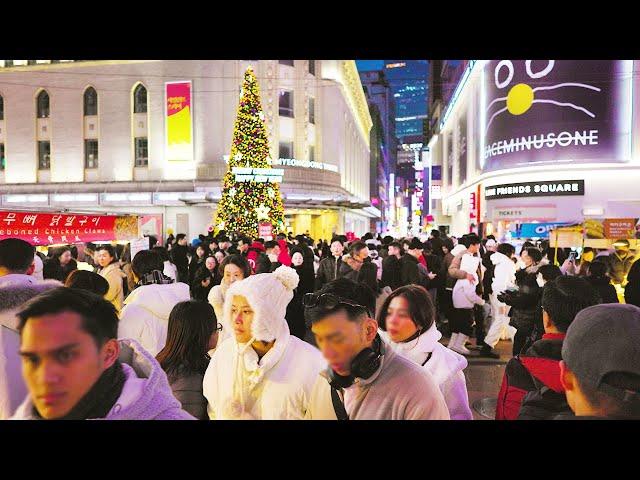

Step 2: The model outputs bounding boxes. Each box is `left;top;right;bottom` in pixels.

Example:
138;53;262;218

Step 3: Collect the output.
84;87;97;116
37;90;50;118
133;84;147;113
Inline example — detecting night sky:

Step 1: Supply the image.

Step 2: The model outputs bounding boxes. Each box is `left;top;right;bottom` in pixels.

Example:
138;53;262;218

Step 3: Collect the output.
355;60;385;71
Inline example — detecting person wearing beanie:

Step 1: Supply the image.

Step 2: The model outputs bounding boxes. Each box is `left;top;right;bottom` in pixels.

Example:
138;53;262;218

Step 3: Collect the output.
451;253;485;355
558;304;640;419
203;266;326;419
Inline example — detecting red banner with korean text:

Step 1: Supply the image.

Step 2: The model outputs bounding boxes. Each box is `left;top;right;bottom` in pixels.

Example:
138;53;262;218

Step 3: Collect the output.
0;212;139;245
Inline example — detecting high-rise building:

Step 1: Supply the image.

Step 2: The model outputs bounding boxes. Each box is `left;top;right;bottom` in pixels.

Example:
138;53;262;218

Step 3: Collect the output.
384;60;429;143
359;69;397;232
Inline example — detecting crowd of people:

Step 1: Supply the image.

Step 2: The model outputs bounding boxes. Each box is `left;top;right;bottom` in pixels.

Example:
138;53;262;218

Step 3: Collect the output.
1;226;640;420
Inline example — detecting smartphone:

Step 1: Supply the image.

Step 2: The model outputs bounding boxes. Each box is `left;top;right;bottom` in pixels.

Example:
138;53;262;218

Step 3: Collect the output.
568;251;577;262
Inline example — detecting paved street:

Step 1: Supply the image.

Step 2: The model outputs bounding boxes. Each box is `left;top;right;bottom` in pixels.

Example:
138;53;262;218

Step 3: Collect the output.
444;338;512;420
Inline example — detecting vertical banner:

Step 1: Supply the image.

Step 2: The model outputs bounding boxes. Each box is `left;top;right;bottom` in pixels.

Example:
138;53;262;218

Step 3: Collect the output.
457;113;467;185
165;81;193;162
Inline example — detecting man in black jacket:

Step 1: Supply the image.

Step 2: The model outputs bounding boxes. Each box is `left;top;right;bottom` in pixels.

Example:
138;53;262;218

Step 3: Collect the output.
495;276;600;420
169;234;190;284
381;241;403;291
400;238;424;287
315;239;344;290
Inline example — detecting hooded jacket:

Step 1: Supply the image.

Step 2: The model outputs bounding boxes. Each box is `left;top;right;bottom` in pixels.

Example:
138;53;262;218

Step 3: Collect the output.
453;254;485;309
446;244;470;289
118;282;190;356
380;323;472;420
305;336;450;420
203;266;326;419
0;275;62;419
495;333;571;420
491;251;517;295
11;339;195;420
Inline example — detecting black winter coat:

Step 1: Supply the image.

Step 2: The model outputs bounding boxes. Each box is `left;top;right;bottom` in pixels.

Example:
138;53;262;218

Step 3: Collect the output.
482;252;495;297
501;266;542;331
587;276;619;304
424;254;444;290
381;255;402;291
286;264;315;340
170;245;190;283
315;255;343;290
400;254;421;287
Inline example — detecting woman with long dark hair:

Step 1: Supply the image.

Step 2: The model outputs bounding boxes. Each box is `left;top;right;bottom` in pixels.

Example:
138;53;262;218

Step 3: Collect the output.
156;300;222;420
286;247;316;339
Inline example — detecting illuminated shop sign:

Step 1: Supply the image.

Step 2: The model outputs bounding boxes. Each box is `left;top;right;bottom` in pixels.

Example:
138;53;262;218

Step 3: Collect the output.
485;180;585;199
272;158;338;172
483;60;632;171
232;167;284;183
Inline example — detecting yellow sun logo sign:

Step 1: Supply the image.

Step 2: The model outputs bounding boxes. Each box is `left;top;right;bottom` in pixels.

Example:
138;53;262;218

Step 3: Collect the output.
486;60;602;133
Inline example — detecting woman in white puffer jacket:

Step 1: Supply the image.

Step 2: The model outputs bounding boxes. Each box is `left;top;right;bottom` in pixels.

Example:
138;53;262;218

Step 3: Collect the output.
378;284;472;420
483;243;518;352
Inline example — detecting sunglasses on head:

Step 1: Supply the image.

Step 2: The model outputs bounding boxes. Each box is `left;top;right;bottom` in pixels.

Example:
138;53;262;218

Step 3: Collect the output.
303;292;372;318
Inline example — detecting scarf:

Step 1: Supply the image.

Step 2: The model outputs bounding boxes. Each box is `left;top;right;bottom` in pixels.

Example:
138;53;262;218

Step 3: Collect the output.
136;270;175;287
33;361;126;420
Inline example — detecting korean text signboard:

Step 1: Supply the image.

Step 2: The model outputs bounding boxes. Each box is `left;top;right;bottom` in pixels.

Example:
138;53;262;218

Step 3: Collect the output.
165;81;193;162
0;212;139;245
258;222;273;241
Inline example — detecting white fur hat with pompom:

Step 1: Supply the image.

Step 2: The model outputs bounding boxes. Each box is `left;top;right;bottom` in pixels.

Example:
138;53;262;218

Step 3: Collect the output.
223;265;300;342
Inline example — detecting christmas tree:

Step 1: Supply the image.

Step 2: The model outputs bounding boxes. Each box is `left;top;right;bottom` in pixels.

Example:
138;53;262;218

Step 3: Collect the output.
214;68;285;237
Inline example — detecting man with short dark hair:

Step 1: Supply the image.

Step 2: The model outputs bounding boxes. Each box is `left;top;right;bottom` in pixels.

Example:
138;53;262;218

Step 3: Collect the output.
237;236;252;256
118;250;190;356
558;303;640;419
338;241;369;282
170;234;190;284
264;241;282;272
10;287;194;420
0;239;62;419
304;278;449;420
315;239;345;290
495;276;600;420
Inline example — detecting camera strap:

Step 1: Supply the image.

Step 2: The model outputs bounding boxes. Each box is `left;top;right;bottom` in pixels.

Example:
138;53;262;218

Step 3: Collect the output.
330;387;349;421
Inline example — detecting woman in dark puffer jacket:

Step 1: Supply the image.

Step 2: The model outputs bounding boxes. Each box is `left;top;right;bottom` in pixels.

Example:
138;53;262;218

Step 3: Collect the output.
586;260;619;304
499;247;543;356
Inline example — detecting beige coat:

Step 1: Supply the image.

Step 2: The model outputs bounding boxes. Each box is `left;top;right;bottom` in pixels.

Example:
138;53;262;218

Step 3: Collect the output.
100;263;125;312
